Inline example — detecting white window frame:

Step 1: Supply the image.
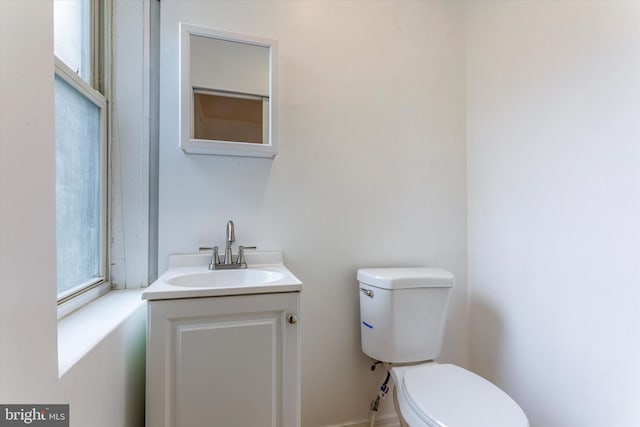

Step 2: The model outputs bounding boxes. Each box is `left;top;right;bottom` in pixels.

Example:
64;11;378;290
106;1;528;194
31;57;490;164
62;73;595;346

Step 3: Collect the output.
55;0;111;317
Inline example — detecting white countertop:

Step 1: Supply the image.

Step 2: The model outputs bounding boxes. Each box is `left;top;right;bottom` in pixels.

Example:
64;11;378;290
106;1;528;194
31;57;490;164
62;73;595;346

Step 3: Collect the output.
142;251;302;301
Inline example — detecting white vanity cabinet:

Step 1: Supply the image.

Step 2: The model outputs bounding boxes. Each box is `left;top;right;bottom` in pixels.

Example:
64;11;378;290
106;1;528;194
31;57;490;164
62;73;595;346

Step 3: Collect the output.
145;291;300;427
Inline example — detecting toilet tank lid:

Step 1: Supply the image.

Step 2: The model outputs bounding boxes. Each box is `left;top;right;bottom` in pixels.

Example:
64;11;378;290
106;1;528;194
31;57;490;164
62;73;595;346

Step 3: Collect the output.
357;268;454;290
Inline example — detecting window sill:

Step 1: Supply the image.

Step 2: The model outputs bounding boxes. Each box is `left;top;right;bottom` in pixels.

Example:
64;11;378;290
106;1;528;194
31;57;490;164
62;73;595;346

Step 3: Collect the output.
57;289;145;377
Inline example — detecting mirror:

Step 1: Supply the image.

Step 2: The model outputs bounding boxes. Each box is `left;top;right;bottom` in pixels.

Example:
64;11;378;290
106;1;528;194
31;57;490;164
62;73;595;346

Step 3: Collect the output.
179;24;277;157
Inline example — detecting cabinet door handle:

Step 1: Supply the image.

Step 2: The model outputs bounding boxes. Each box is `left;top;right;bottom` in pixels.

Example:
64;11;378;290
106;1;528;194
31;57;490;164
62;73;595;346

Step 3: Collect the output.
287;314;298;325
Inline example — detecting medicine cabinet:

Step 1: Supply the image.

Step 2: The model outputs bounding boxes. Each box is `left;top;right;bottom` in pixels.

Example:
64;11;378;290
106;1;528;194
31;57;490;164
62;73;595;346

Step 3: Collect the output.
179;23;277;157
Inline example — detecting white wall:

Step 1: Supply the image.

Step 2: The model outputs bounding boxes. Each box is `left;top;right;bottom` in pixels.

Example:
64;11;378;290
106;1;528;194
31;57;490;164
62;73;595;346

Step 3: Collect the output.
158;1;467;425
0;2;145;426
0;0;58;401
466;2;640;426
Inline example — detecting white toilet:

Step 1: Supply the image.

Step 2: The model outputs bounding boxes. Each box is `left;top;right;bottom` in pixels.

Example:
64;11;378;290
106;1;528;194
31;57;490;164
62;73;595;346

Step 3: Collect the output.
358;267;529;427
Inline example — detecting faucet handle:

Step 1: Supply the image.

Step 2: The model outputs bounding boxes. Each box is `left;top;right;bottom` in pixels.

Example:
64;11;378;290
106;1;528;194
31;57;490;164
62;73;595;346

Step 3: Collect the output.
199;246;220;269
236;246;257;267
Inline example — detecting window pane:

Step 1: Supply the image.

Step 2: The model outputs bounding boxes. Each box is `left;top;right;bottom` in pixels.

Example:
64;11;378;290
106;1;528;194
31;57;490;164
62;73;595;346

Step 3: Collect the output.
54;0;91;82
55;75;102;295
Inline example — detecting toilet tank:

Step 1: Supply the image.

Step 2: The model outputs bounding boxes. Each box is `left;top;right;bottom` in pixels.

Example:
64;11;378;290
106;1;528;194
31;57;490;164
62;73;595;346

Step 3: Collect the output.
358;268;454;364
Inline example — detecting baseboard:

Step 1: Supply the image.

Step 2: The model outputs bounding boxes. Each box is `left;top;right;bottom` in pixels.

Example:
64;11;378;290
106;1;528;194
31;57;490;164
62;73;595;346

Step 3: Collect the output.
322;413;401;427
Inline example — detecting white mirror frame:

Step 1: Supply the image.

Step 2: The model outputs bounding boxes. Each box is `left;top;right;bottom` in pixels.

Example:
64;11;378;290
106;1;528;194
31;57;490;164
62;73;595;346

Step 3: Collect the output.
179;23;278;158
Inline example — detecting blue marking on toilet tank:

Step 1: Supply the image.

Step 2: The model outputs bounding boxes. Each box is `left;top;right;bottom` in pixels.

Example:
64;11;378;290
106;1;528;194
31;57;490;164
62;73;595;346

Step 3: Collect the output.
362;321;374;329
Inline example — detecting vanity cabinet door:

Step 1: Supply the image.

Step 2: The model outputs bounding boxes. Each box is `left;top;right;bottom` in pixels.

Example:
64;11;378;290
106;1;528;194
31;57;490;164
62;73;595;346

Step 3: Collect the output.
146;292;300;427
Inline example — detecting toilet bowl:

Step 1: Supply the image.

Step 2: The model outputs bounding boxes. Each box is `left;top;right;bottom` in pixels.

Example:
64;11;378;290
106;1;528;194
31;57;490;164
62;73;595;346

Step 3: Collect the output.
391;363;528;427
357;267;529;427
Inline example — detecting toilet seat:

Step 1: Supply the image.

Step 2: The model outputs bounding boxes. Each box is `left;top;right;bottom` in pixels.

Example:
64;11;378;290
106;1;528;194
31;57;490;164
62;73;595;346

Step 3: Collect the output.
392;363;529;427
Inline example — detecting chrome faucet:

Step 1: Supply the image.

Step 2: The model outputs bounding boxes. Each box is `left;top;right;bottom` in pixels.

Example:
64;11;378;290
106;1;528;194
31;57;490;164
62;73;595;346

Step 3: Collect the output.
200;220;256;270
224;220;236;265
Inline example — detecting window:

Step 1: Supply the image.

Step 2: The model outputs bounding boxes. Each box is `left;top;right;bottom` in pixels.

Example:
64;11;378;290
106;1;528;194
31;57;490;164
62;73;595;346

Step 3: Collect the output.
54;0;109;304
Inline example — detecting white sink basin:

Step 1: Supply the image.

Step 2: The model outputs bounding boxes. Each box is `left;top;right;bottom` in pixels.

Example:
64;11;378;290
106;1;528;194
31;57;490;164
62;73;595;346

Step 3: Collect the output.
167;268;285;287
142;251;302;300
